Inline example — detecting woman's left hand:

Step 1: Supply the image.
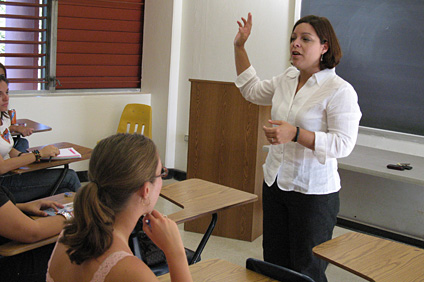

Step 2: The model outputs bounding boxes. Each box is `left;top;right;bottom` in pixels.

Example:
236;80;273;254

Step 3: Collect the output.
18;200;64;217
263;120;297;145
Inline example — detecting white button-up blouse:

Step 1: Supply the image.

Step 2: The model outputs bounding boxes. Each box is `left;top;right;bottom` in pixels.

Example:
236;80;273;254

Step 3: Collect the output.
235;65;362;195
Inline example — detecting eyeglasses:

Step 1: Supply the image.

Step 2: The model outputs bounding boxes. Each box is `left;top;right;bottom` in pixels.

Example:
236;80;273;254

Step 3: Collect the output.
155;167;168;179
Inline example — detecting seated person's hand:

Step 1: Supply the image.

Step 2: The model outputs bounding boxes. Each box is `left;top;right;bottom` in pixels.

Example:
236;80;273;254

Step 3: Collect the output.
143;210;185;257
40;145;60;158
18;200;64;217
19;126;34;137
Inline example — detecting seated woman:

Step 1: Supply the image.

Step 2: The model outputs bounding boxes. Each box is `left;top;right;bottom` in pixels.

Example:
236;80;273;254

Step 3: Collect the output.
47;133;192;282
0;76;80;203
0;185;68;281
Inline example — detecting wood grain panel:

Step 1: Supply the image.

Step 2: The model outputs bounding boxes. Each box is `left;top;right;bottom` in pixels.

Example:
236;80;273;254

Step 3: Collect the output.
185;80;270;241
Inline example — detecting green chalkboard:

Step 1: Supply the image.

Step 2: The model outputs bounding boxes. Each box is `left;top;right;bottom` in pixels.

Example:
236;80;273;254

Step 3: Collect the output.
301;0;424;136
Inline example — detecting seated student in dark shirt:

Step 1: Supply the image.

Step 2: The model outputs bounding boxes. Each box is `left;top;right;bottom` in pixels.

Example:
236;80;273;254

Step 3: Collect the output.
0;186;68;282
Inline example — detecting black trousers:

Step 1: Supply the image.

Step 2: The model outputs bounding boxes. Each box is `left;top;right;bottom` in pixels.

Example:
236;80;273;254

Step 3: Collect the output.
262;181;339;282
0;243;55;282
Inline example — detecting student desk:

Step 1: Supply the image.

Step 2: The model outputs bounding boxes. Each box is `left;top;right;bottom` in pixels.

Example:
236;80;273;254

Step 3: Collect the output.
0;193;74;257
160;178;258;262
12;118;52;135
158;258;278;282
12;142;92;174
11;142;92;195
313;232;424;282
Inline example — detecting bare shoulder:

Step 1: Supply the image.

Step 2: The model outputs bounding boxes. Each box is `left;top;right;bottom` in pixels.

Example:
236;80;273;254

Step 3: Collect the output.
105;255;158;282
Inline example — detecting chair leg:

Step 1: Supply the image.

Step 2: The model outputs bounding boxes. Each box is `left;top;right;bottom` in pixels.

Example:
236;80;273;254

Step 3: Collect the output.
189;213;217;265
49;164;69;196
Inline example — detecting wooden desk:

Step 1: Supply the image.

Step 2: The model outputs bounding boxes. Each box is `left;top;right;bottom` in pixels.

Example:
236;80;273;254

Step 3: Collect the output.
11;142;92;175
12;118;52;135
161;178;258;224
0;193;74;257
160;178;258;263
313;232;424;282
158;259;278;282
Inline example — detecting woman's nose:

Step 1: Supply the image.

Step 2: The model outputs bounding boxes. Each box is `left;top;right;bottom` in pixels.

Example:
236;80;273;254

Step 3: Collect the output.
292;39;301;47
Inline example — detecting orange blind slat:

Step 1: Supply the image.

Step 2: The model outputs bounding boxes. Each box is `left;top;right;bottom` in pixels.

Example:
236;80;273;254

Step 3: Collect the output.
57;54;141;66
56;0;144;89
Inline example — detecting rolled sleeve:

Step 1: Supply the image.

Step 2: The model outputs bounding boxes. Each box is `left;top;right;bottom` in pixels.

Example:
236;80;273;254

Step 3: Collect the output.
235;65;256;88
314;131;328;164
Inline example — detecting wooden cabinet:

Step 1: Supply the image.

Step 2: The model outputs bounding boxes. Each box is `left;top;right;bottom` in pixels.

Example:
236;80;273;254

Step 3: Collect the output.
185;79;270;241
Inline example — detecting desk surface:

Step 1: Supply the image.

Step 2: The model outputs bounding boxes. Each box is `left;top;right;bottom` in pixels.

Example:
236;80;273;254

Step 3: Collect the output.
11;142;92;174
15;118;52;133
160;178;258;224
158;258;278;282
0;193;74;257
313;232;424;282
338;145;424;186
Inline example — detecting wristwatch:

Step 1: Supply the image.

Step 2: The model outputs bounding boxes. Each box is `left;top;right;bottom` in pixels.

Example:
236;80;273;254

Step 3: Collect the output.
57;210;73;220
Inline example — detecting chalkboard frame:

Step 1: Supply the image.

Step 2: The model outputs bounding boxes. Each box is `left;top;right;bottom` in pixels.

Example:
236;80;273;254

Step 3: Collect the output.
301;0;424;136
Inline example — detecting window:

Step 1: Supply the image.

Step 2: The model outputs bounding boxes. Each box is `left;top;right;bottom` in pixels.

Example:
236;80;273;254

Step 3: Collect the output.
0;0;144;92
0;0;47;91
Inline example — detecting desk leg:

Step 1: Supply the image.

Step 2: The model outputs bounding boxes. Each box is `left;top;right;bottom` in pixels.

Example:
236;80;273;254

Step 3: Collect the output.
49;164;69;196
190;213;218;265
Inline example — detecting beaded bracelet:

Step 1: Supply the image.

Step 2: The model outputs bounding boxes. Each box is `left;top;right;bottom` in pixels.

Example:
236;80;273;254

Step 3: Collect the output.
32;150;41;162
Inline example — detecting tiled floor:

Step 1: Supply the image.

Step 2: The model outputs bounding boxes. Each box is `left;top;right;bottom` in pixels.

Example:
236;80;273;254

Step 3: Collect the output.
157;179;367;282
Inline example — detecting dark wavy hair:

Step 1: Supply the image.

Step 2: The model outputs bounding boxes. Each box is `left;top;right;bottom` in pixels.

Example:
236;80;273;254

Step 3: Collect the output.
60;133;158;265
0;63;6;78
0;75;9;121
293;15;342;70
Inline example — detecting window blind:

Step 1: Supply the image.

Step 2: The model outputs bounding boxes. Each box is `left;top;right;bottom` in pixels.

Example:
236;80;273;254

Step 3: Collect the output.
56;0;144;89
0;0;47;91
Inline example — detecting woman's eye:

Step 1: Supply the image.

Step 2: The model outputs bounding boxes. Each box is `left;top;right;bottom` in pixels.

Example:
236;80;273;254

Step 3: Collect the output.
302;37;311;42
290;37;296;42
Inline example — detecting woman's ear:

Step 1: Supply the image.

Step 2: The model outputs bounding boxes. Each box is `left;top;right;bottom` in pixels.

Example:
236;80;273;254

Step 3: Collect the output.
138;182;150;200
322;41;329;55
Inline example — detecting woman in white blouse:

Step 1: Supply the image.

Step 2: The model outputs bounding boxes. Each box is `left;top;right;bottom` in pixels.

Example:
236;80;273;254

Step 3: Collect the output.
234;14;361;282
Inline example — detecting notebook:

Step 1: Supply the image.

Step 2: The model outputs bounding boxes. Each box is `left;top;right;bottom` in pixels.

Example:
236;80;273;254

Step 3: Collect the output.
41;147;81;160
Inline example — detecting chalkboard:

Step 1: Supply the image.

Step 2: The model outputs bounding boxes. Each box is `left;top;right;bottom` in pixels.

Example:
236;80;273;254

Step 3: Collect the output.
301;0;424;136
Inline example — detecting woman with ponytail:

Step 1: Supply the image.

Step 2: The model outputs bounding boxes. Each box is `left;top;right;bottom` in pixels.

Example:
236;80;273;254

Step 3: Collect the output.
46;133;192;282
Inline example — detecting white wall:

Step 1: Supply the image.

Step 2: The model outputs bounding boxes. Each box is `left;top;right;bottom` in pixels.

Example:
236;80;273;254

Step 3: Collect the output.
173;0;296;170
142;0;174;163
10;93;151;171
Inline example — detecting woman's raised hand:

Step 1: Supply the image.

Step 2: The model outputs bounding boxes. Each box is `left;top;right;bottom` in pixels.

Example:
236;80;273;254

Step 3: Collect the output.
234;13;252;47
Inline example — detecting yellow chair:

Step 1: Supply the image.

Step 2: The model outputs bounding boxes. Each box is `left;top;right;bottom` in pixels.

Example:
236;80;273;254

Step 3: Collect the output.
117;104;152;138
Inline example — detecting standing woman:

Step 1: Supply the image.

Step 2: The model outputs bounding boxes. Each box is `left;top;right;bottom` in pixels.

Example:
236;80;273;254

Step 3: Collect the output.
47;134;192;282
234;14;361;282
0;75;80;202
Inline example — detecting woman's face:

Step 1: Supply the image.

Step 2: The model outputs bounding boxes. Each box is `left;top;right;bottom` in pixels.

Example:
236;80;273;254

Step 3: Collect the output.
290;23;328;74
0;81;9;112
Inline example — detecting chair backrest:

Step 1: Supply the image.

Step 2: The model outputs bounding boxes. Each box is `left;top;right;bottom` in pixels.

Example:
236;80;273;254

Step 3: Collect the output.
117;104;152;138
246;258;315;282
